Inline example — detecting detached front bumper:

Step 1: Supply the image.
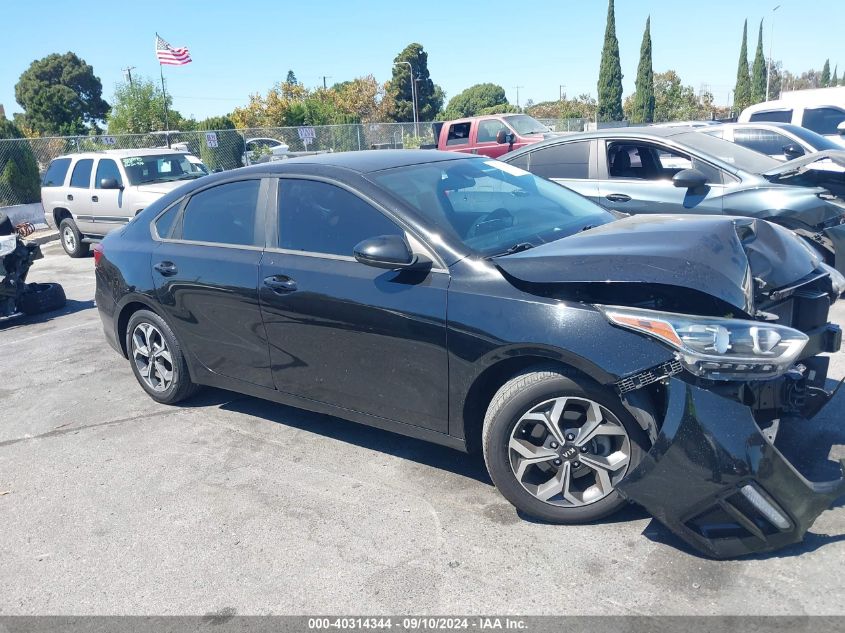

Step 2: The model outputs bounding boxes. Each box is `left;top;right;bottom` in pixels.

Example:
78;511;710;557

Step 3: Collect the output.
618;377;845;559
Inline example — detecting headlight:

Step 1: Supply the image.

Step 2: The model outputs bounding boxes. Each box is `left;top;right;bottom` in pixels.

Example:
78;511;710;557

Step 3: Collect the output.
820;262;845;297
598;305;808;380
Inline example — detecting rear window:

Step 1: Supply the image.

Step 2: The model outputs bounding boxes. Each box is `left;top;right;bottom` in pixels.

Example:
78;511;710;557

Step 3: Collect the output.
42;158;72;187
749;110;792;123
69;159;94;188
446;122;471;146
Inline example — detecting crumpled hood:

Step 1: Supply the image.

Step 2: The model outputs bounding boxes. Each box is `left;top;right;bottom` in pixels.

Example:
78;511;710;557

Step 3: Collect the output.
133;181;190;196
496;214;820;314
762;149;845;180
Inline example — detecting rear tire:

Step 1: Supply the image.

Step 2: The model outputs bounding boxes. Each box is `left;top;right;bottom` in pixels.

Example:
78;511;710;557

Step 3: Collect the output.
18;282;66;315
59;219;89;258
482;365;648;524
126;309;199;404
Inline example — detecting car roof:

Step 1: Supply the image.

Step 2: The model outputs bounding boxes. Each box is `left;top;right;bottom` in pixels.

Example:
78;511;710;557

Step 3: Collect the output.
56;148;186;160
502;125;696;155
256;149;476;173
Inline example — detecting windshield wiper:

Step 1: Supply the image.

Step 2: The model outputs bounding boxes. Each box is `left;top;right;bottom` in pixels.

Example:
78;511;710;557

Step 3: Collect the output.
493;242;534;257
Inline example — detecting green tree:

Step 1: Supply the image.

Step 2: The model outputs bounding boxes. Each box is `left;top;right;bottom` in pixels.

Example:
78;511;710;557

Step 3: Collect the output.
630;16;655;124
385;43;443;122
197;116;244;171
734;20;751;111
15;52;109;135
821;59;831;87
648;70;713;122
597;0;624;121
442;83;508;119
106;77;185;134
833;65;839;87
751;20;767;103
0;119;40;205
286;70;298;85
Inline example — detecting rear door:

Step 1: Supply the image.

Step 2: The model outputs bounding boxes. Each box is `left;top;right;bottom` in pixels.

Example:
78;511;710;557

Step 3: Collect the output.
595;140;724;215
91;158;132;231
514;140;599;202
151;177;273;388
442;121;475;154
67;158;96;234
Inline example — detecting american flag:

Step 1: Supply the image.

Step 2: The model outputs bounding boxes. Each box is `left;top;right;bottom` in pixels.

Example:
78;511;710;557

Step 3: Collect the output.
155;34;192;66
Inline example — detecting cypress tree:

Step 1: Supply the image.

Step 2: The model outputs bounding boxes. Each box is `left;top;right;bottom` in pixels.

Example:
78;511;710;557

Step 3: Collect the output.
821;59;831;87
832;65;839;86
597;0;624;121
734;20;751;111
630;16;655;123
751;20;767;103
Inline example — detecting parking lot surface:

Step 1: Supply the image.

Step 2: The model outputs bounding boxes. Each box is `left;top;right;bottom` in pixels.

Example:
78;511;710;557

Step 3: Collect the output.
1;242;844;615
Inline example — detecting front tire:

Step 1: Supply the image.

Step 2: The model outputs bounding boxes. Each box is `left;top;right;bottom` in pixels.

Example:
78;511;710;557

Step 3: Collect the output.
59;219;89;258
126;309;199;404
482;366;647;523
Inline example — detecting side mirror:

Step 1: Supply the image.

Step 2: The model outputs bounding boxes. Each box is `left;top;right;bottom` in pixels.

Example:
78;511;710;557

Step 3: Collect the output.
495;129;516;147
837;121;845;135
672;168;708;189
782;143;805;160
100;178;122;190
354;235;423;270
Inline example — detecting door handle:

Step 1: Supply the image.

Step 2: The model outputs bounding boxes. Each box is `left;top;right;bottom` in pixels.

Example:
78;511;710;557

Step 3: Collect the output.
263;275;297;293
154;261;178;277
91;195;99;202
605;193;632;203
66;194;73;201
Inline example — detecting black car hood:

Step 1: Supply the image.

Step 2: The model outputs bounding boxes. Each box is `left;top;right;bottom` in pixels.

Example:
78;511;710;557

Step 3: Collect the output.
495;214;820;314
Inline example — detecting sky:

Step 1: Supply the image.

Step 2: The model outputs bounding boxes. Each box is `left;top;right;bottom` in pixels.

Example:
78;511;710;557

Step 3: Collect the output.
1;0;843;123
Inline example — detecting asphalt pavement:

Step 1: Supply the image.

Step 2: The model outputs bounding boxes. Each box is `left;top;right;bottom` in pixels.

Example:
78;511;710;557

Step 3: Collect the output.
0;241;843;615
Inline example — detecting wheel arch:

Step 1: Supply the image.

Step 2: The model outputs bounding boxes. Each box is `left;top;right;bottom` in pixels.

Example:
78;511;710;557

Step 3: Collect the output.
115;297;166;358
53;207;72;227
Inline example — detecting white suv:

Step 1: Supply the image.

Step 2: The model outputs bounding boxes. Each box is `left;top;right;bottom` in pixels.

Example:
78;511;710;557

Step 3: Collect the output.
42;149;208;257
738;87;845;147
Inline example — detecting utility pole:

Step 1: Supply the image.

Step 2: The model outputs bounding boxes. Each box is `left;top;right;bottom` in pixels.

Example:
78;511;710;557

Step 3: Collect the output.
766;4;781;100
322;75;332;89
513;85;524;109
559;85;566;101
394;61;417;137
122;66;136;86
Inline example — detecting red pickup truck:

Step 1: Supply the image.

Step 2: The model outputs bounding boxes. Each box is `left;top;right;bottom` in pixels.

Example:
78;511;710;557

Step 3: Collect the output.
431;114;555;158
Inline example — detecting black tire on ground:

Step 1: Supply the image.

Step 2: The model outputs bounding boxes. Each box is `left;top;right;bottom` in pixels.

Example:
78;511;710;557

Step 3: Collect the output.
125;309;200;405
59;218;90;258
482;365;649;524
18;283;66;315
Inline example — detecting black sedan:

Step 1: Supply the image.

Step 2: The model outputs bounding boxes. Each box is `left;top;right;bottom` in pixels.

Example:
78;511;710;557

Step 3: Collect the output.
95;150;845;558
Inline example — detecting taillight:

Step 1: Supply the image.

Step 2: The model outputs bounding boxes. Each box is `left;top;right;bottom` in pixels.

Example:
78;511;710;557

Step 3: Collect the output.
93;242;104;267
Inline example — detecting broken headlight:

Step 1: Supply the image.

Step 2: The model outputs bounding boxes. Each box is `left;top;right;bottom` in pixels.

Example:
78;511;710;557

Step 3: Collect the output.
820;262;845;297
598;306;808;380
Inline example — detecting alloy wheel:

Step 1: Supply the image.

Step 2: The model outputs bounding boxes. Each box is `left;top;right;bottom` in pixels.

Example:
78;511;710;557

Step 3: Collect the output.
131;322;174;392
62;226;76;252
508;397;631;507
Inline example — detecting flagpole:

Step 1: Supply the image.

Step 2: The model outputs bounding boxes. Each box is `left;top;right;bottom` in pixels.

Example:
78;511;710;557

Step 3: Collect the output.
156;33;171;148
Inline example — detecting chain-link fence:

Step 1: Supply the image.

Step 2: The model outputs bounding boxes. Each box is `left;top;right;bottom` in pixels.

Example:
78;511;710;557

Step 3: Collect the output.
0;118;588;208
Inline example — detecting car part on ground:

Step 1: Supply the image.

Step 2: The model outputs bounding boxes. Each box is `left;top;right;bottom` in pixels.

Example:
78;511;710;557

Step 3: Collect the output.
94;150;845;558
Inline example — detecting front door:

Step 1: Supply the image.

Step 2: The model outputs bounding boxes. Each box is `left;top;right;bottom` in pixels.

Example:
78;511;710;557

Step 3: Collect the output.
259;177;450;432
596;140;724;215
473;118;512;158
151;177;273;389
91;158;131;232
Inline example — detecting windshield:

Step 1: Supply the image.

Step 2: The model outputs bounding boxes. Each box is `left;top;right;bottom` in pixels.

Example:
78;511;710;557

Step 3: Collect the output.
780;125;843;151
370;158;614;256
673;131;781;173
120;154;204;185
503;114;551;136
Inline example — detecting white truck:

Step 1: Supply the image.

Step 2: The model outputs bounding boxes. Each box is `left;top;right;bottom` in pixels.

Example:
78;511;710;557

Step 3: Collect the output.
739;87;845;147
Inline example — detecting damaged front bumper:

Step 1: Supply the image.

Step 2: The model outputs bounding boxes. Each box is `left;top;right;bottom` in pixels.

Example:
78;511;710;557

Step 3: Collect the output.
618;377;845;559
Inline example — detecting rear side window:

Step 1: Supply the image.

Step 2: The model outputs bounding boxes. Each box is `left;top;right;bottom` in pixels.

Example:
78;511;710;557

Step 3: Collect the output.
749;109;792;123
446;122;471;146
95;159;123;188
69;159;94;188
181;180;261;246
42;158;71;187
278;179;402;256
154;204;180;239
527;141;590;179
801;107;845;136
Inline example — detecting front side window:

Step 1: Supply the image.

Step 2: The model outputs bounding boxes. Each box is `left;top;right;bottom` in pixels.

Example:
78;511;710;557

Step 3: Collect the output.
180;180;260;246
607;142;718;182
801;107;845;136
477;119;508;143
526;141;590;179
121;154;204;186
43;158;72;187
371;158;613;256
732;129;793;156
95;159;123;188
69;159;94;188
278;180;402;256
749;109;792;123
446;122;471;146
